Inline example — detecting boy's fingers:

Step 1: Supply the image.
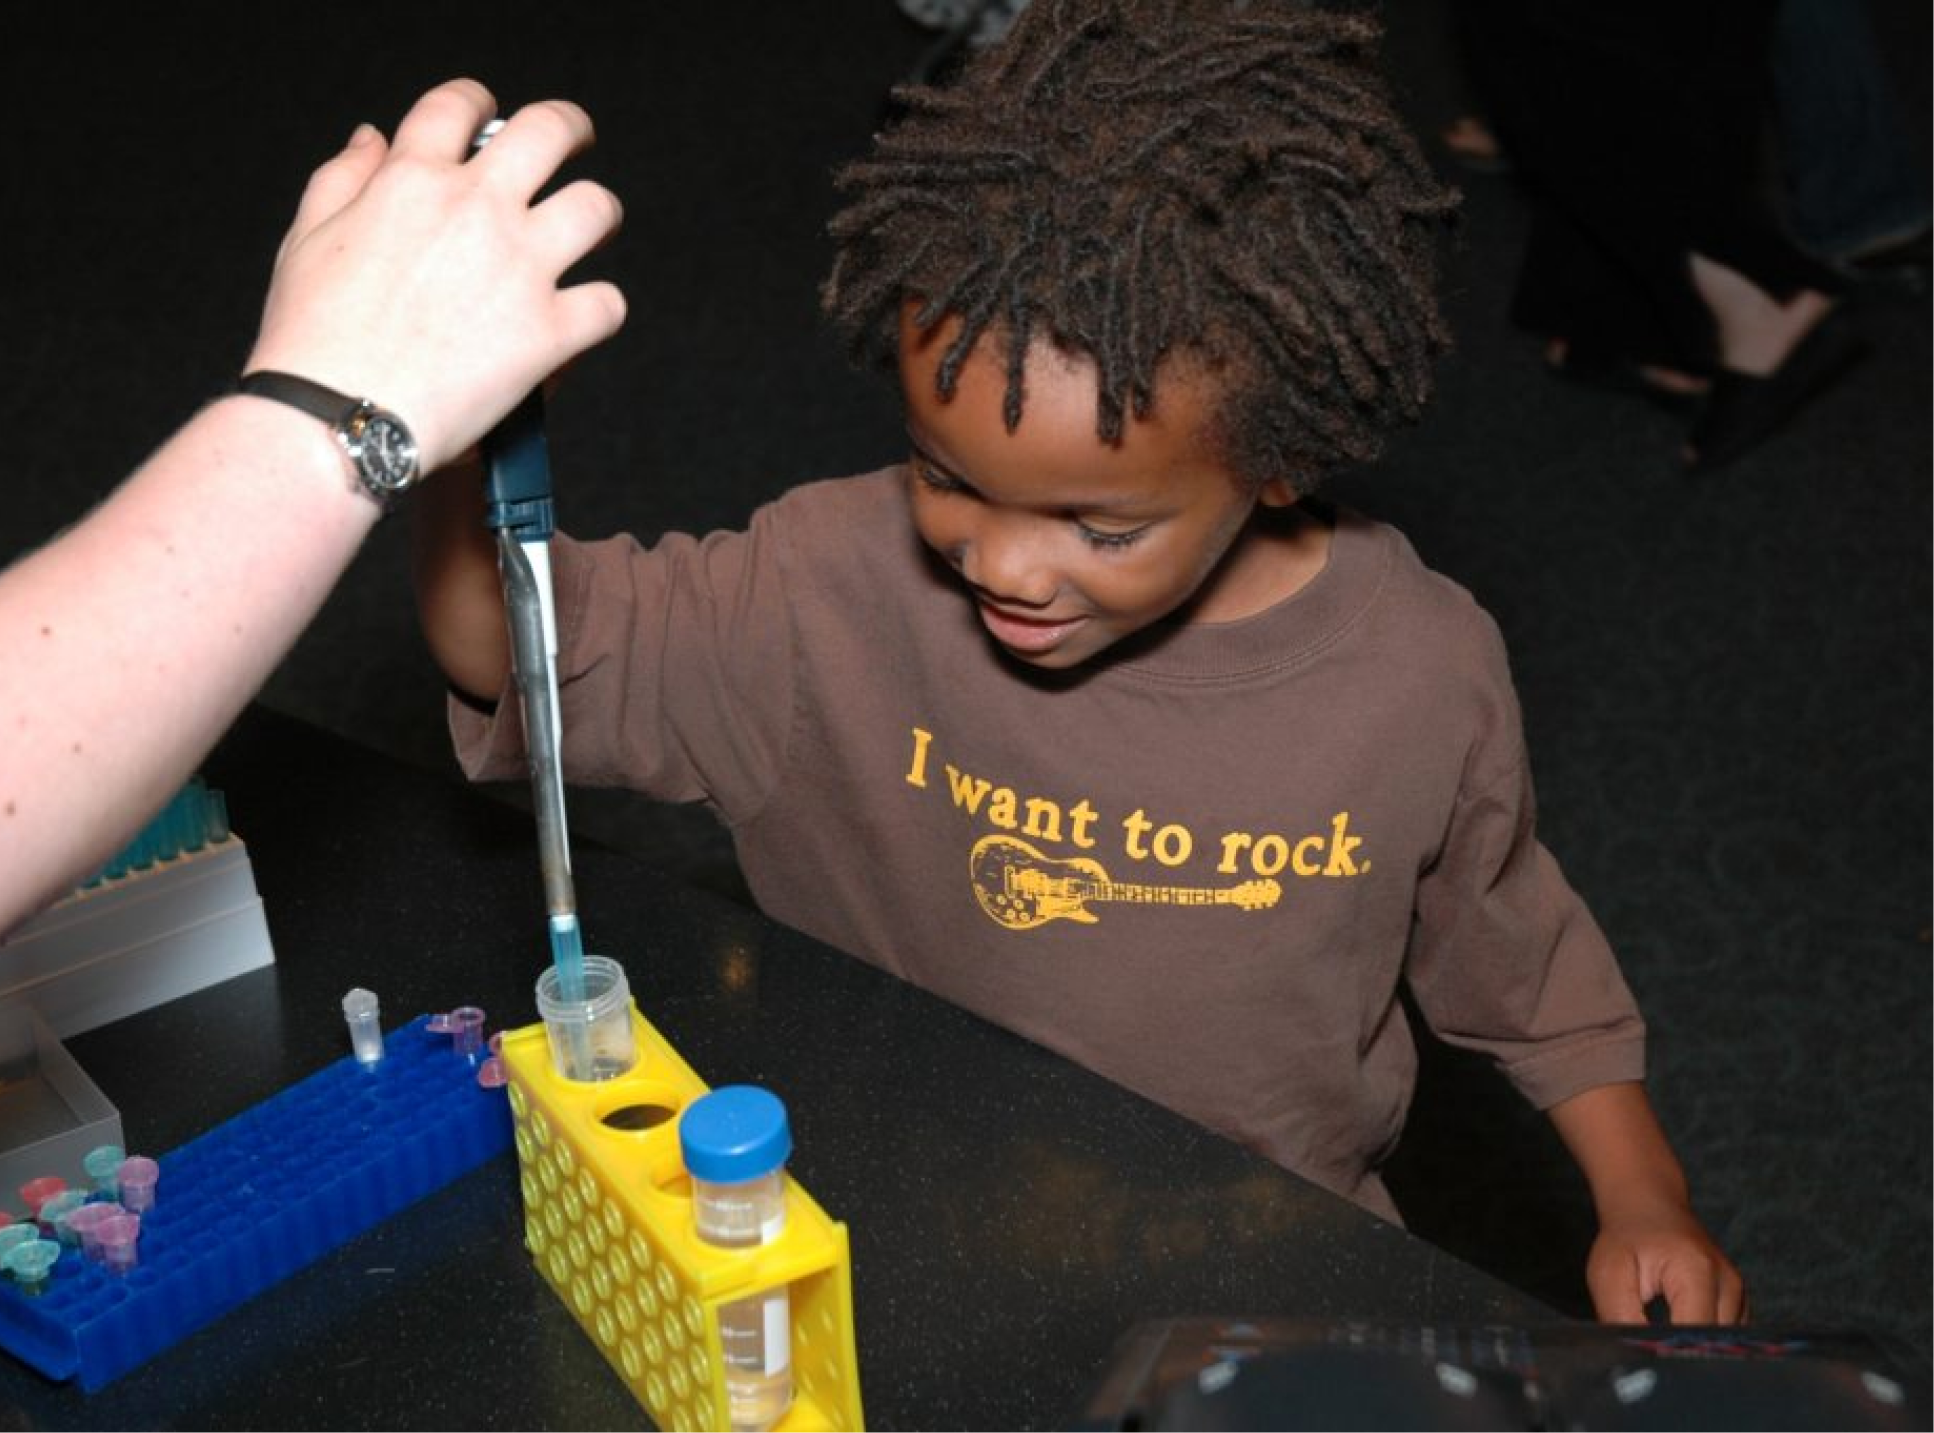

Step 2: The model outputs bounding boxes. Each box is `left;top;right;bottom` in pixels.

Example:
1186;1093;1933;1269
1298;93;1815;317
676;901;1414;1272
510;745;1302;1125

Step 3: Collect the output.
1659;1257;1724;1324
388;78;499;162
1587;1256;1650;1324
1715;1267;1750;1325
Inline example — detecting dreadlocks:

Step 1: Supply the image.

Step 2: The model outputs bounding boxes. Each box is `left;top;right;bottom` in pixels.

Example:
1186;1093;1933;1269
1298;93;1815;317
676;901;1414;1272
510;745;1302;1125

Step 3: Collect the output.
822;0;1459;491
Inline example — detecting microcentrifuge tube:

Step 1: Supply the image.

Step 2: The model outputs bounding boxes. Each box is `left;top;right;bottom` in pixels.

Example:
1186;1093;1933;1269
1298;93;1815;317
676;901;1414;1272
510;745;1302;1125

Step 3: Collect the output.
342;988;384;1067
39;1191;90;1244
64;1202;120;1260
83;1144;125;1199
0;1226;39;1264
117;1157;160;1214
447;1006;486;1059
18;1177;65;1219
94;1212;140;1275
3;1238;60;1294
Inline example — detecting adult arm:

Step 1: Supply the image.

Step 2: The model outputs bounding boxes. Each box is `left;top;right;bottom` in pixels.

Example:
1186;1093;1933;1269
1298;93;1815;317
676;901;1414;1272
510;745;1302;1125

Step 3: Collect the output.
0;78;624;935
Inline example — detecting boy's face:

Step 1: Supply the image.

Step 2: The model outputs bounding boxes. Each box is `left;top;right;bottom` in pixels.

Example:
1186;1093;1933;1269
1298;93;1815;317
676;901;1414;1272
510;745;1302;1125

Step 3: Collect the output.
899;309;1296;670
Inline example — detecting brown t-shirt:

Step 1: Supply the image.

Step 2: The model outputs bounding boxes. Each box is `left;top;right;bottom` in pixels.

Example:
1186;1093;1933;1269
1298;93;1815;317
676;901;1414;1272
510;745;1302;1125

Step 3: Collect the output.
454;470;1643;1220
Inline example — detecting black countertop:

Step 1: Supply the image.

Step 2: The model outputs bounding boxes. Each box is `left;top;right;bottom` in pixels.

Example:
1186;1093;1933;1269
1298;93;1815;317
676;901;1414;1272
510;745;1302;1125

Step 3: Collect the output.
0;706;1551;1429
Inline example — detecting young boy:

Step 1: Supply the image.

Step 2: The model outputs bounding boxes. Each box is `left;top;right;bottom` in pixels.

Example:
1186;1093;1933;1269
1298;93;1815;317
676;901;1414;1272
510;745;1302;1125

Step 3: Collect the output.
414;0;1745;1323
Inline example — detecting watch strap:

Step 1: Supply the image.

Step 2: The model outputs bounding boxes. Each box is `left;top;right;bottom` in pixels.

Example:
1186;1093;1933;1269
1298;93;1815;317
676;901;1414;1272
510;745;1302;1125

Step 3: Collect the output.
238;369;419;511
237;370;362;427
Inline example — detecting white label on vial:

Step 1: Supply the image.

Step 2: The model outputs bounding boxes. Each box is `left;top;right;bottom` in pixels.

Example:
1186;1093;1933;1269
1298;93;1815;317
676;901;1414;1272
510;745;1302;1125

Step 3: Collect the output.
761;1291;791;1375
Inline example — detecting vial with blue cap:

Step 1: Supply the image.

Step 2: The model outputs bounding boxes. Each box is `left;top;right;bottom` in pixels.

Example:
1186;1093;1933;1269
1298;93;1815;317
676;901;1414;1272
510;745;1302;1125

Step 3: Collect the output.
680;1086;795;1432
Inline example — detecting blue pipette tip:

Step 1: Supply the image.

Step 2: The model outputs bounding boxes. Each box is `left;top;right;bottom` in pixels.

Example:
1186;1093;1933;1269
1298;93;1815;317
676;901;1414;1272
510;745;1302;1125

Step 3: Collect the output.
549;915;587;1004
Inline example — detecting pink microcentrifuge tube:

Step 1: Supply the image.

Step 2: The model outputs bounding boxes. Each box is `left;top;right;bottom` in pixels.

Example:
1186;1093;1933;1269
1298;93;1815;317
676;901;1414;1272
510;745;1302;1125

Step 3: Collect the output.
94;1212;140;1275
472;1029;510;1088
117;1157;160;1213
64;1202;120;1259
448;1006;486;1058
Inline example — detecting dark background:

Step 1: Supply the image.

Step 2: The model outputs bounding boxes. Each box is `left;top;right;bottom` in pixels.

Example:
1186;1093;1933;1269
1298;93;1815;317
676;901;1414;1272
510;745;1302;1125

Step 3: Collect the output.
1;0;1926;1388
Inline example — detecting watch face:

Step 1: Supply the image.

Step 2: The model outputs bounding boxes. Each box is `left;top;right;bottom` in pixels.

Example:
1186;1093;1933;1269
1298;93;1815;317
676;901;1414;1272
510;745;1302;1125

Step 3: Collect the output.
344;406;420;496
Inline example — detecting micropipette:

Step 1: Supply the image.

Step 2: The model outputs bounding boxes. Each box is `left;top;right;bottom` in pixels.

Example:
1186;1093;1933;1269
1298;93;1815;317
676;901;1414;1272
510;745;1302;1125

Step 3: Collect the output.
472;120;591;1019
483;390;588;1003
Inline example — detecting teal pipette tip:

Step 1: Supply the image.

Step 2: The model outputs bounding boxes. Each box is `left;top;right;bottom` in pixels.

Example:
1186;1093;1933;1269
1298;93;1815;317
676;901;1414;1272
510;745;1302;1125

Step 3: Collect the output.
546;916;594;1074
549;915;587;1004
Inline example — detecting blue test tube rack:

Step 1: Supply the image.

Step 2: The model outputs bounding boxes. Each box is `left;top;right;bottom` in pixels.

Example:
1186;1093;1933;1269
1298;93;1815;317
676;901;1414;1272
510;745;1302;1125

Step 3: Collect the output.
0;1016;511;1390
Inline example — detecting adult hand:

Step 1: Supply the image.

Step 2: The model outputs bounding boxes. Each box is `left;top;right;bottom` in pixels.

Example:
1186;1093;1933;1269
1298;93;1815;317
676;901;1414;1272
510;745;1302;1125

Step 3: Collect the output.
244;78;626;472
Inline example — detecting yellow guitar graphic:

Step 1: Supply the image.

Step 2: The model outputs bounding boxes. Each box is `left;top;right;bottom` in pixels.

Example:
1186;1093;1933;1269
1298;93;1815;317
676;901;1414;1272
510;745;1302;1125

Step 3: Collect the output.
970;834;1282;930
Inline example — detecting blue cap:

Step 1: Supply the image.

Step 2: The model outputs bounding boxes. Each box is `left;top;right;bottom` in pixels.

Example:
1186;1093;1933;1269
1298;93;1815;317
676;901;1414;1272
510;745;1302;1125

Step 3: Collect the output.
679;1086;791;1184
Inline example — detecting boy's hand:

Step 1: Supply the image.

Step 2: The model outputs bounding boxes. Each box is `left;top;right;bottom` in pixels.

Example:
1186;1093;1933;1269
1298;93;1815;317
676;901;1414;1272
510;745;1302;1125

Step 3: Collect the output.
245;78;626;474
1587;1196;1749;1324
1547;1081;1750;1326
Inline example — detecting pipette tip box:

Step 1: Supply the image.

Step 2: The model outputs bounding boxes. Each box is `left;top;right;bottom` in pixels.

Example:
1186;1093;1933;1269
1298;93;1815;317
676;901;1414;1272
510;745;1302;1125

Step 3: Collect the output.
0;837;273;1041
0;1015;511;1390
0;1005;125;1216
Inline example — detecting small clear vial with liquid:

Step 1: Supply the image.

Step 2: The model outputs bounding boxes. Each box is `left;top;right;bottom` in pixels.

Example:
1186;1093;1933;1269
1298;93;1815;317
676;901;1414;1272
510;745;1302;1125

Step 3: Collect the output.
533;955;637;1082
680;1086;795;1432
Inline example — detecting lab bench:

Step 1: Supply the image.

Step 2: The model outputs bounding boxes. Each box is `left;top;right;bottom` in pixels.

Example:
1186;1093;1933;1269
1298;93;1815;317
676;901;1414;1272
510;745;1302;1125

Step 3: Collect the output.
0;705;1548;1429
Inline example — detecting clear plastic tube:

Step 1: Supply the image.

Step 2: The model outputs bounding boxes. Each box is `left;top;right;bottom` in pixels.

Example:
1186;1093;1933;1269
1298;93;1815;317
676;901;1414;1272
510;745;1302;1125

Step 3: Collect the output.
696;1170;792;1431
534;955;635;1081
342;988;384;1067
681;1087;794;1432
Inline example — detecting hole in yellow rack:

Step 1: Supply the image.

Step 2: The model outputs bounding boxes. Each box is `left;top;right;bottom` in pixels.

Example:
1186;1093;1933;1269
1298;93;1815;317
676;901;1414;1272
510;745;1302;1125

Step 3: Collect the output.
600;1100;679;1132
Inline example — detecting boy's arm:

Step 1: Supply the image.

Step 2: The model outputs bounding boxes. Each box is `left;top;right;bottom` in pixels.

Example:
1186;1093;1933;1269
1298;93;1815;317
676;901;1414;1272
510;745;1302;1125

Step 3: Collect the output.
411;458;513;706
1547;1081;1748;1324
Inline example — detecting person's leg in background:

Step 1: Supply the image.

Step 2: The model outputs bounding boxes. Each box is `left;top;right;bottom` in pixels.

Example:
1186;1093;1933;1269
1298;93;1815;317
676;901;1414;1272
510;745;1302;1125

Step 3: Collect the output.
1770;0;1931;268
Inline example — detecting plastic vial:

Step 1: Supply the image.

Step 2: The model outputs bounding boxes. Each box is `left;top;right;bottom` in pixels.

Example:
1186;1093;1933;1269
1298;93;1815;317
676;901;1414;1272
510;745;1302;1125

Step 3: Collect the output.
83;1143;126;1199
18;1177;66;1219
533;955;636;1082
680;1087;794;1432
446;1006;486;1059
94;1211;140;1275
38;1191;90;1244
0;1225;40;1264
342;988;384;1068
117;1156;160;1213
3;1237;60;1295
64;1202;120;1260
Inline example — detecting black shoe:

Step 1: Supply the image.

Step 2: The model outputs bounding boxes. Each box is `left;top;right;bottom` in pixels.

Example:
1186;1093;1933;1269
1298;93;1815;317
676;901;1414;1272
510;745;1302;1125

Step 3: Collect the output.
1682;306;1869;473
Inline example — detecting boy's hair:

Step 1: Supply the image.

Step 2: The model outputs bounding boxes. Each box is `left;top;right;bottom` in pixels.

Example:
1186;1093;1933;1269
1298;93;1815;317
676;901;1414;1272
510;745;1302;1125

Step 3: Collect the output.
822;0;1458;491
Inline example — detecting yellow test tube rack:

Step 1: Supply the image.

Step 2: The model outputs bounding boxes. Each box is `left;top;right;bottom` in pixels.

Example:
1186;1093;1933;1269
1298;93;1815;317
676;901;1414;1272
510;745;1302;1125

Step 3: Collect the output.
500;1008;864;1431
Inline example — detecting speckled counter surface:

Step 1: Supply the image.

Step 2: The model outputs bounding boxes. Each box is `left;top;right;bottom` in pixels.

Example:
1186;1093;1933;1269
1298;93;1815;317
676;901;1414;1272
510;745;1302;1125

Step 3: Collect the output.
0;707;1551;1429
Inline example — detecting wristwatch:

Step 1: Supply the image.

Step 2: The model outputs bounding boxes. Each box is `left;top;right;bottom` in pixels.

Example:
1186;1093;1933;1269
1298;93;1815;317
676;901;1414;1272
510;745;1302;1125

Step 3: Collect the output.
237;370;421;509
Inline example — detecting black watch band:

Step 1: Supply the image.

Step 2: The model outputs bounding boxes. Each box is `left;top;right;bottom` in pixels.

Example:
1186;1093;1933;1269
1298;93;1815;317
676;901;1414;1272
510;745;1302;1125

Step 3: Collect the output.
238;369;421;510
238;370;363;426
